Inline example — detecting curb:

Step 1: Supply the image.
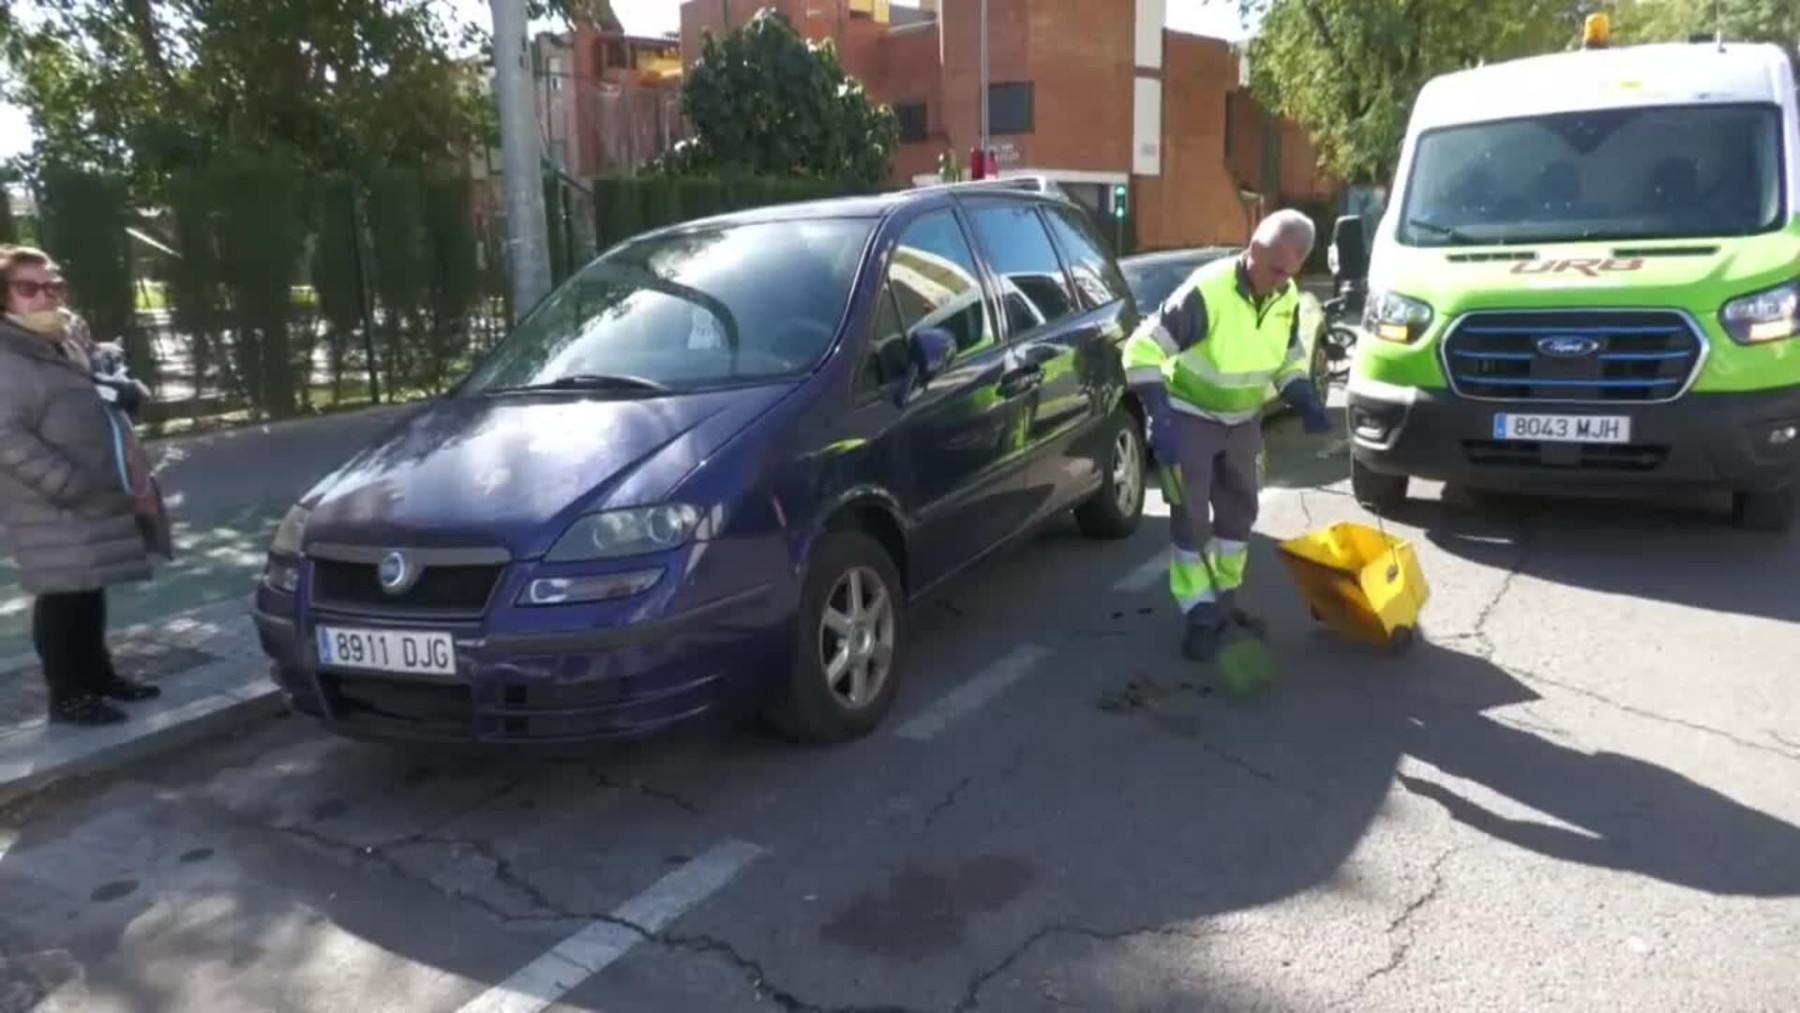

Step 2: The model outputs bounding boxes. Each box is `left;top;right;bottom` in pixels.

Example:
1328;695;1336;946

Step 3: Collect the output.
0;684;284;807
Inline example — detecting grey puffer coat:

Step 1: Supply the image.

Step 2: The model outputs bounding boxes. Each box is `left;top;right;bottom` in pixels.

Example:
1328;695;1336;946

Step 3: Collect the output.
0;319;154;594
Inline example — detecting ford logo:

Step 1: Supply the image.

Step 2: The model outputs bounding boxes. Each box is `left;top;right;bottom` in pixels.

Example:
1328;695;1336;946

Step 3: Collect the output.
377;550;412;595
1537;335;1600;358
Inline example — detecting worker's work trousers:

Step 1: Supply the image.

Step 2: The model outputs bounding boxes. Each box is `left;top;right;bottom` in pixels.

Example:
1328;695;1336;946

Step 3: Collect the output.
1160;412;1261;615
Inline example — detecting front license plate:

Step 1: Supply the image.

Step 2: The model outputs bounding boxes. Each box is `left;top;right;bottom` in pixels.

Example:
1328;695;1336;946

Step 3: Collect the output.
316;626;457;676
1492;413;1631;444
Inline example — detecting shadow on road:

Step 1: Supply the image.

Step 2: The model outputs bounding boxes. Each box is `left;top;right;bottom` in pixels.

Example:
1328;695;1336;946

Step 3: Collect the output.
3;449;1799;1010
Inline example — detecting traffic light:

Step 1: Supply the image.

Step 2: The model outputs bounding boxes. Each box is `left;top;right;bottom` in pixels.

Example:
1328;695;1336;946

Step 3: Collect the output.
1112;183;1129;219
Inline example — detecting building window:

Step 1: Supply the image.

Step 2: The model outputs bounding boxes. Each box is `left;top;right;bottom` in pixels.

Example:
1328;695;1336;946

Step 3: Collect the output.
895;101;928;144
988;82;1033;136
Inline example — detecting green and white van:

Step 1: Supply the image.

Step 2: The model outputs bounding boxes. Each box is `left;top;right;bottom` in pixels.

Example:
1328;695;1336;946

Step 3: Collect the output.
1337;28;1800;531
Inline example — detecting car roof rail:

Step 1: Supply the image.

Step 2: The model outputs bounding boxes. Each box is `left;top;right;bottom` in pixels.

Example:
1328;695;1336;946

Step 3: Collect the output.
914;174;1071;201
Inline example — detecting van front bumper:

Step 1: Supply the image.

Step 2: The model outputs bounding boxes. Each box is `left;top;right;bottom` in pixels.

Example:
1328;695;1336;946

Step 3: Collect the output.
1346;375;1800;494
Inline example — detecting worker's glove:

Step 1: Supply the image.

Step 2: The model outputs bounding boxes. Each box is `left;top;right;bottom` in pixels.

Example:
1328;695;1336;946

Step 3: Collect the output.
1138;384;1179;465
1279;379;1333;436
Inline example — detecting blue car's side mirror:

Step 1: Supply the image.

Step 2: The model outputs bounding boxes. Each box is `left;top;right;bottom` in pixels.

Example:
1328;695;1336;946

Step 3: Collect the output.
908;327;957;385
898;327;957;405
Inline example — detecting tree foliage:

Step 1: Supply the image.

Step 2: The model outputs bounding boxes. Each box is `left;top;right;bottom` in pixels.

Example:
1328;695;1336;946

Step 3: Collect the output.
1231;0;1799;187
0;0;488;196
650;9;898;186
1230;0;1591;185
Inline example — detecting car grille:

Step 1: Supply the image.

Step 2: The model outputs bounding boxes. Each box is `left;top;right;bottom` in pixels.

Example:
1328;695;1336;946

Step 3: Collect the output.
1461;439;1669;472
310;559;503;617
1442;310;1701;403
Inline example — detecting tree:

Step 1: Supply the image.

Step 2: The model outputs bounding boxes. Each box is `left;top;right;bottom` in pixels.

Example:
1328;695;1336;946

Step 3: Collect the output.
1613;0;1800;63
650;9;898;186
0;0;489;197
1226;0;1597;185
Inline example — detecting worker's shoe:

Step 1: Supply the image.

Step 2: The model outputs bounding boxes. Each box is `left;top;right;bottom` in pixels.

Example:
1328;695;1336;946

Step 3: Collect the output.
1181;603;1225;662
1218;590;1268;639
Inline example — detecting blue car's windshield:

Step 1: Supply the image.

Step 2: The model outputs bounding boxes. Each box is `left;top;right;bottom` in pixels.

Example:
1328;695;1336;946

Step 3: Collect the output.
1397;103;1785;247
461;217;875;393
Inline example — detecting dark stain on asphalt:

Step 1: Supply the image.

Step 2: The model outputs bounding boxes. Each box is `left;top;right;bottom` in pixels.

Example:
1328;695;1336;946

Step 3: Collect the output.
310;798;349;822
90;880;138;903
178;847;215;864
403;765;438;786
820;855;1036;960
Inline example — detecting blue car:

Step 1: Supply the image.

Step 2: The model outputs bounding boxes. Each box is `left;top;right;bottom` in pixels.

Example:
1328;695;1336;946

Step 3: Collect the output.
251;178;1149;745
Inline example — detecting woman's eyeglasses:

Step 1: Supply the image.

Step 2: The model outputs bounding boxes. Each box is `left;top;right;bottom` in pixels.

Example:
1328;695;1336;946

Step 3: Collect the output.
7;279;67;299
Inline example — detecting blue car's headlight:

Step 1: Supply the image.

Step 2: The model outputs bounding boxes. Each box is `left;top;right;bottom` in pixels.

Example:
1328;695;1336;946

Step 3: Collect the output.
544;503;707;562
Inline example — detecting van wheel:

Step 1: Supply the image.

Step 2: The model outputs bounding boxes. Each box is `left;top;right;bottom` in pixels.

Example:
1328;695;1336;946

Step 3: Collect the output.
1074;407;1146;539
765;531;907;744
1731;487;1797;533
1351;456;1408;514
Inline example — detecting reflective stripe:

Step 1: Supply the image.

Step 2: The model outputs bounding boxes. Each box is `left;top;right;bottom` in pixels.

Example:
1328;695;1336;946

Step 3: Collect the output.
1149;321;1181;356
1171;551;1216;609
1170;399;1261;426
1126;366;1165;387
1174;547;1204;563
1208;538;1248;556
1210;547;1247;591
1173;351;1276;390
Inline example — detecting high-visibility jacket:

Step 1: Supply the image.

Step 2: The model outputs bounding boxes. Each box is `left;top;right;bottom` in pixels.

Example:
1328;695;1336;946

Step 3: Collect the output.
1123;255;1309;425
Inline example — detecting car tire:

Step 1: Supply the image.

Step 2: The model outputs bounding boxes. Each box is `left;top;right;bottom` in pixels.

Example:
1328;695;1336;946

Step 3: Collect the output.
1309;335;1333;400
1351;455;1408;514
1730;487;1796;533
764;530;907;745
1074;407;1147;539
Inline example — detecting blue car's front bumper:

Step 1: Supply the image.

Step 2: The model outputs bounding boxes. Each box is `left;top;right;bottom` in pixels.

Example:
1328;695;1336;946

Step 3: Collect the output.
253;570;793;745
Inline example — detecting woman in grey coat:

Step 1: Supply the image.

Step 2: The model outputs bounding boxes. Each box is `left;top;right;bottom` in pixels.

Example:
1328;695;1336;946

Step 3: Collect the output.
0;245;167;725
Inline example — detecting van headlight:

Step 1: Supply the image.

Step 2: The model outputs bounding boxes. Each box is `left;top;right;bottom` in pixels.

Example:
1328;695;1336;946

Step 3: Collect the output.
1362;291;1434;344
545;503;708;562
1720;279;1799;344
269;505;310;556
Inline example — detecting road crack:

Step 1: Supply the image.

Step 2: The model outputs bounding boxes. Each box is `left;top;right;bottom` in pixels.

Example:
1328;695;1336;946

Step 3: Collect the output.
1335;846;1460;1006
922;775;974;828
955;921;1215;1012
1197;739;1327;804
1509;666;1800;764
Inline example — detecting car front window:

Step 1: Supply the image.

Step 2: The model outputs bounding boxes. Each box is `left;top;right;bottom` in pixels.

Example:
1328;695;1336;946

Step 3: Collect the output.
461;218;875;393
1397;103;1784;247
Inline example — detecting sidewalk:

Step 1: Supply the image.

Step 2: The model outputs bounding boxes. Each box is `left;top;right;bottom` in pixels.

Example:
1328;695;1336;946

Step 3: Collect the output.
0;598;278;803
0;405;410;803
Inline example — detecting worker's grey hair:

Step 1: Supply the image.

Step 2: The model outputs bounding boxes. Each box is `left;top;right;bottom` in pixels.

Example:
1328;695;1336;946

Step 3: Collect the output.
1250;209;1317;258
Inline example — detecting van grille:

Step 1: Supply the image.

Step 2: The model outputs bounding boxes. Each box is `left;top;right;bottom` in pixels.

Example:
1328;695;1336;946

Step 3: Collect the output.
1442;310;1701;404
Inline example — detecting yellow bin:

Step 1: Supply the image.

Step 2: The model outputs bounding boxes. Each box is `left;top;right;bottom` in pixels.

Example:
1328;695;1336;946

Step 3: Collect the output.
1276;521;1429;653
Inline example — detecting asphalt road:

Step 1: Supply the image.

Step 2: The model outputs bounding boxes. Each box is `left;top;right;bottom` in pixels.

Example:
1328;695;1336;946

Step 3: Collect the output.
3;409;1798;1013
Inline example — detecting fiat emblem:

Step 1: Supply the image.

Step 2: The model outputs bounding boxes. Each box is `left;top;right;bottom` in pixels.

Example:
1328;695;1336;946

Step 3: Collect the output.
377;550;412;594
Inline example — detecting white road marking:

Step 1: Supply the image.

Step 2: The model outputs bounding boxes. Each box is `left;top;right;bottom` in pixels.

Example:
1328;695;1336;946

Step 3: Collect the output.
456;838;766;1013
894;643;1055;742
1113;551;1168;593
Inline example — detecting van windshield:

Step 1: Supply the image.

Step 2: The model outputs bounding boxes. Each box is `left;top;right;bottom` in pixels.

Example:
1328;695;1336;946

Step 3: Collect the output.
461;217;874;394
1397;103;1784;247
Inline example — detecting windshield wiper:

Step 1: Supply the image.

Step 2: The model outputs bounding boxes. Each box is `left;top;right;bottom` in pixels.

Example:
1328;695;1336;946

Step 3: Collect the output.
1406;218;1484;245
488;373;670;395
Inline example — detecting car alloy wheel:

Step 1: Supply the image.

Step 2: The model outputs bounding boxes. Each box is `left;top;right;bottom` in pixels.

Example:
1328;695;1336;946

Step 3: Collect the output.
1111;426;1144;519
819;565;896;709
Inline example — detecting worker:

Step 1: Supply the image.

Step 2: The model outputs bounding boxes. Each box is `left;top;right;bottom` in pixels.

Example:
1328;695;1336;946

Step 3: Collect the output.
1123;209;1333;662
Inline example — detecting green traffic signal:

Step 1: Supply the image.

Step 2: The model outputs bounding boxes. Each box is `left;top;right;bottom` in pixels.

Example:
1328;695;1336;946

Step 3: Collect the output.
1112;184;1128;219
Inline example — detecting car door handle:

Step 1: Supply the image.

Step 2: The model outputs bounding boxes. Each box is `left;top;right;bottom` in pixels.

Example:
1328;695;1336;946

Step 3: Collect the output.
998;364;1043;398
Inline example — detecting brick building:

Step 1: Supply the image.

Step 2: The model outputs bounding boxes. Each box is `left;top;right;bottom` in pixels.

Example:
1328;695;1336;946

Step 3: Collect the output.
531;17;687;179
678;0;1337;249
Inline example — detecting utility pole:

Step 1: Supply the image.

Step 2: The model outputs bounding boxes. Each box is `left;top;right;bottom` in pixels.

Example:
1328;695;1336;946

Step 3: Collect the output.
978;0;989;148
490;0;553;318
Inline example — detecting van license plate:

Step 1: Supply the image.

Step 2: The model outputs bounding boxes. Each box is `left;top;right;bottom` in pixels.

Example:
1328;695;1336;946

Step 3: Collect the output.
1492;413;1631;444
316;626;457;676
